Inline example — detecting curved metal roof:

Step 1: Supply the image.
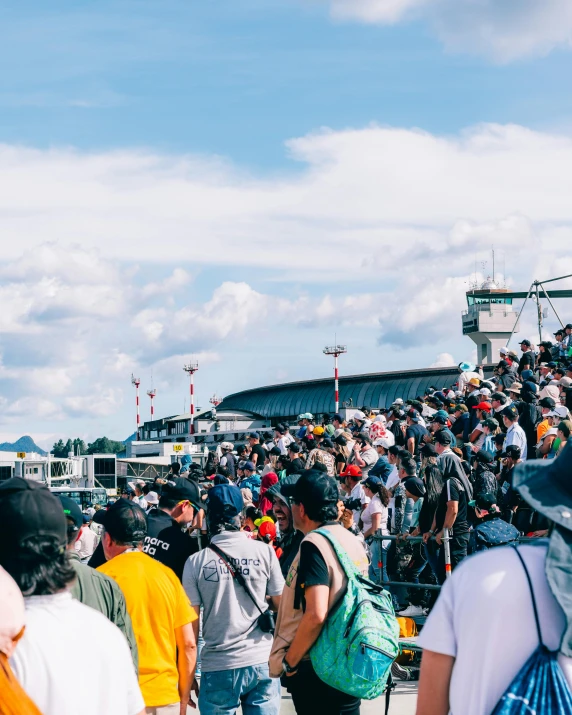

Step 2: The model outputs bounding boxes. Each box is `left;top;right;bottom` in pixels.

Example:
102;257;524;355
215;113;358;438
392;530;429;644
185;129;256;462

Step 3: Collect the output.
219;366;492;421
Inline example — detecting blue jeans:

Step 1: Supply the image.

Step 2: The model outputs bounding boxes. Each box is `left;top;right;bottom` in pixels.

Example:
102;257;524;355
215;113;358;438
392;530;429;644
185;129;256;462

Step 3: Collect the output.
368;535;389;584
198;664;281;715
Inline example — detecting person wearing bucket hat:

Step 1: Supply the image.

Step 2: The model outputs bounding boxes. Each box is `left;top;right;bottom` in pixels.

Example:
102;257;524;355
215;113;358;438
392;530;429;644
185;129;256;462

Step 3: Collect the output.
417;443;572;715
183;483;284;715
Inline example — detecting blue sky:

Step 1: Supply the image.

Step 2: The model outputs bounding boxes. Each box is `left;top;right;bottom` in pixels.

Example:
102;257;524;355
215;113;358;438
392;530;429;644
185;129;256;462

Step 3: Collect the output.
1;0;572;447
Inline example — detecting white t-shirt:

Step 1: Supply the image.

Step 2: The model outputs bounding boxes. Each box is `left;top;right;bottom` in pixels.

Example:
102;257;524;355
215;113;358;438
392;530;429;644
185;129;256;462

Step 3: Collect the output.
277;434;294;455
385;467;400;529
11;592;144;715
361;494;389;535
75;525;98;560
350;482;370;522
417;544;572;715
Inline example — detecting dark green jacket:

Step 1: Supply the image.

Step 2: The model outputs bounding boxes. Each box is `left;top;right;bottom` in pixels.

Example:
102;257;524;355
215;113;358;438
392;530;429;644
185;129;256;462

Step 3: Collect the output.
69;552;138;671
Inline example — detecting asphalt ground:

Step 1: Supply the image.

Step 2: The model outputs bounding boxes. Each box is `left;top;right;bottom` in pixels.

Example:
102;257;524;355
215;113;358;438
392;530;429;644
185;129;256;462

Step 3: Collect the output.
193;682;418;714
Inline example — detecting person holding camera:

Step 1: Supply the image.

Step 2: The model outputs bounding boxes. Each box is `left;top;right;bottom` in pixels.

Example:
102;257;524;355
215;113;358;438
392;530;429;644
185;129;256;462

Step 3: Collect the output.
183;484;284;715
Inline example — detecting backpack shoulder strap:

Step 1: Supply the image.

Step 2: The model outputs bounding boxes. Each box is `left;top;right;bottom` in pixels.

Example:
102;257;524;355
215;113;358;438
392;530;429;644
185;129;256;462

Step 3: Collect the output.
510;545;544;647
311;527;360;581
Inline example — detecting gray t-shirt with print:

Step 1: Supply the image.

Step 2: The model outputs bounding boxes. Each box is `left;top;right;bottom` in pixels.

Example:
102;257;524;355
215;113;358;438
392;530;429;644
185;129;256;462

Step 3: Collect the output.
182;530;285;673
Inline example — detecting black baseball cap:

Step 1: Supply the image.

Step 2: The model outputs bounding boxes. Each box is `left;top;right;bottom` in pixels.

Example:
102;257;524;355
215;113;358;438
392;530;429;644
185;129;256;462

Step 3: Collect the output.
334;435;347;446
288;443;301;453
520;339;531;347
468;492;499;513
281;470;339;510
404;477;426;498
421;442;438;457
162;477;202;511
540;396;557;409
475;449;495;465
59;496;83;530
501;405;519;421
98;500;147;543
502;445;522;460
434;430;453;446
322;438;334;448
332;413;343;422
0;478;67;555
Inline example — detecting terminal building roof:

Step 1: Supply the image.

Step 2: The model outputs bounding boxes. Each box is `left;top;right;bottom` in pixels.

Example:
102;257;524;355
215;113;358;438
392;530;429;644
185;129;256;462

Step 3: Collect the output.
218;365;485;421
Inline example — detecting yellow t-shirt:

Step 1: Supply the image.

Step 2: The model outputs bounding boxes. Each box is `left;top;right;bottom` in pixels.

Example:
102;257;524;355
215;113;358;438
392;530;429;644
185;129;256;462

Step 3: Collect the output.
98;551;196;707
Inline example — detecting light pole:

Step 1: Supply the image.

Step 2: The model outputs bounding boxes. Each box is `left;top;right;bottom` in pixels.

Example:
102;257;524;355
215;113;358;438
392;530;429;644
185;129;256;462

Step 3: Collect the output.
183;360;199;435
323;345;347;413
147;388;156;420
131;374;141;439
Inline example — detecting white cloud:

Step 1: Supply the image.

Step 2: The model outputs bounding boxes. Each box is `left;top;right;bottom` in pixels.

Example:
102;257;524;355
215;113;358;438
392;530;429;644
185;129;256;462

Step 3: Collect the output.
430;352;456;368
0;124;571;279
323;0;572;61
64;388;123;418
1;121;572;430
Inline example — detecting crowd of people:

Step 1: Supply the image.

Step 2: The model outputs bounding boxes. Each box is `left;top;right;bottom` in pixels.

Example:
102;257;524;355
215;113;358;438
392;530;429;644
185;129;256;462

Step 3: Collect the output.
1;336;572;715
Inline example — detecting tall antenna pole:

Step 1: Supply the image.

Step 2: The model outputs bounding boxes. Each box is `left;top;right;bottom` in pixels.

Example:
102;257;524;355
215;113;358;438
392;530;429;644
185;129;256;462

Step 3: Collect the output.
183;360;199;435
147;388;156;420
323;344;347;413
492;247;495;283
131;374;141;439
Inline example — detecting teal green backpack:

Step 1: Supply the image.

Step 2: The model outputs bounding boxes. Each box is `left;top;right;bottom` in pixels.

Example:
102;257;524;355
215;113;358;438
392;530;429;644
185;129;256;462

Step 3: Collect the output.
309;528;399;700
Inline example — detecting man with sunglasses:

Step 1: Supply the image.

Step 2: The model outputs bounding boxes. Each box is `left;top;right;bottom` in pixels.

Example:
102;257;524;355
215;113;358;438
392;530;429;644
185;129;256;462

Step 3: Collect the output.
144;478;203;581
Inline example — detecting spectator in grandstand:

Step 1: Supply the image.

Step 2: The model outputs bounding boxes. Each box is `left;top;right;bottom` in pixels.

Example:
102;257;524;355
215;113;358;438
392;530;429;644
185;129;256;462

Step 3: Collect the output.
332;435;350;474
424;432;472;583
450;404;469;447
361;475;391;582
502;404;528;459
470;450;498;497
248;432;267;470
348;433;378;479
496;360;516;392
339;464;369;523
393;459;417;536
219;442;237;479
467;492;520;553
417;444;572;715
305;436;337;476
405;409;429;463
518;339;536;374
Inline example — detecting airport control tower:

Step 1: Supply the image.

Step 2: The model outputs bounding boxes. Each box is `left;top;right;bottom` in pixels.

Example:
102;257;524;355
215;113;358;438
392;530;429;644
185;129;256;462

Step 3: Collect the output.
462;278;518;365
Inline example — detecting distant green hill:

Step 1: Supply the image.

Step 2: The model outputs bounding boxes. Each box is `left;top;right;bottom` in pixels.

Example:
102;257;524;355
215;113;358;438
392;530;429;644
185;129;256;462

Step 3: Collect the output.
0;435;47;456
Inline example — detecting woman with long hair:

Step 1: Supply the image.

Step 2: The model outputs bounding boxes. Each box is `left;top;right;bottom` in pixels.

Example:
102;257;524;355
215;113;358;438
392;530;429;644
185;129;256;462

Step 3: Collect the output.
361;476;391;583
333;435;351;475
414;443;445;580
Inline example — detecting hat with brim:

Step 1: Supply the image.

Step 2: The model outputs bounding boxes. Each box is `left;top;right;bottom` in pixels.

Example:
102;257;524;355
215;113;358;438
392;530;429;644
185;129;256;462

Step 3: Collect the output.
513;442;572;530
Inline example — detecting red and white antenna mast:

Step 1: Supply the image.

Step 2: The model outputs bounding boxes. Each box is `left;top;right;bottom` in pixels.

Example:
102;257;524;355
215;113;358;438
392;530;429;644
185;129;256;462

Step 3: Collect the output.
183;359;199;435
147;388;157;420
323;344;347;413
209;394;223;407
131;374;141;439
